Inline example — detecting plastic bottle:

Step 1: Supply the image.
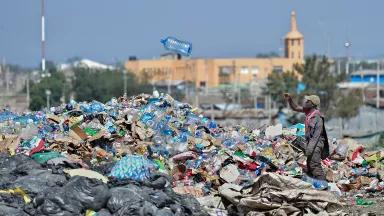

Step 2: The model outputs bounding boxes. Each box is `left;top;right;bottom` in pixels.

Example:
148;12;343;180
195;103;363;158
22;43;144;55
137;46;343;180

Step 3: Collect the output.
302;174;328;190
141;112;154;123
161;36;192;56
223;138;236;149
355;198;374;206
208;120;217;129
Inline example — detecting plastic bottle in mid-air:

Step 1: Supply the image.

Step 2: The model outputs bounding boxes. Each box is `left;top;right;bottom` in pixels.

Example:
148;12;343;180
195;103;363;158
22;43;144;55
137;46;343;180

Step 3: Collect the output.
161;36;192;56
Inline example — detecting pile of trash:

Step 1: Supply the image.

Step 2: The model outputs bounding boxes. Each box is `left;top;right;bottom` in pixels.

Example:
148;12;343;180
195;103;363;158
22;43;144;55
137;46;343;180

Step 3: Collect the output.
0;93;382;215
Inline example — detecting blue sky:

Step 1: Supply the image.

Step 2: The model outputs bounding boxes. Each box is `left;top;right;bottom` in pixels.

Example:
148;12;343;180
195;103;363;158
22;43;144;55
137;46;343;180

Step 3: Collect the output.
0;0;383;67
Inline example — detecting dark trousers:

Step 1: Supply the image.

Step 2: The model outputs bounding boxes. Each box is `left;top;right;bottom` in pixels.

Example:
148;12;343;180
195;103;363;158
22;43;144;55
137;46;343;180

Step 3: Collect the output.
306;144;326;181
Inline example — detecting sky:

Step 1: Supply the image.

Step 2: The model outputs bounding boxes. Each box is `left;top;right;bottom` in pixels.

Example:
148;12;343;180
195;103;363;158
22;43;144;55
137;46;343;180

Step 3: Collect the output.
1;0;384;67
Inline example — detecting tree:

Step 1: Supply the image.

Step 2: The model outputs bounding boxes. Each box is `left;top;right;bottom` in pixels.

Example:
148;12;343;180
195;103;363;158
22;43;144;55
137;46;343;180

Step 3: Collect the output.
265;55;362;120
72;67;152;102
29;71;68;111
331;90;363;130
265;71;299;106
219;86;235;114
333;91;363;119
295;55;338;114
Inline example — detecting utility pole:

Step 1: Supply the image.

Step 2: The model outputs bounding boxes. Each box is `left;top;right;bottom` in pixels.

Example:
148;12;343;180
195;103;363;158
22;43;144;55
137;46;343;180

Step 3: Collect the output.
185;62;189;103
123;70;127;97
45;89;51;109
237;66;241;106
41;0;46;72
191;61;199;107
344;41;351;74
232;60;236;104
204;59;208;95
267;94;272;124
167;68;171;95
26;72;30;107
377;60;380;108
3;58;9;95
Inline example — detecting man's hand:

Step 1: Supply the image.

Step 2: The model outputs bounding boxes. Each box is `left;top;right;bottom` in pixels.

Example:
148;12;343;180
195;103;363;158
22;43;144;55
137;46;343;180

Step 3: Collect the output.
284;93;304;112
283;93;292;101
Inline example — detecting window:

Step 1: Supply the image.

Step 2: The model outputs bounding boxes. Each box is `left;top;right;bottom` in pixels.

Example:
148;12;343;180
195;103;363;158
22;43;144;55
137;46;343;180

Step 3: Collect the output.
219;66;233;85
240;66;249;74
219;66;234;76
200;81;206;87
291;40;294;46
251;66;259;75
272;66;283;74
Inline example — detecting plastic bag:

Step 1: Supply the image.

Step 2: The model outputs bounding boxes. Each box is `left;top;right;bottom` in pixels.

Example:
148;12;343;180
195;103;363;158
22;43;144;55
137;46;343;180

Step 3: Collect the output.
109;155;153;181
34;176;110;215
107;186;144;213
334;143;348;159
31;151;62;164
0;188;31;203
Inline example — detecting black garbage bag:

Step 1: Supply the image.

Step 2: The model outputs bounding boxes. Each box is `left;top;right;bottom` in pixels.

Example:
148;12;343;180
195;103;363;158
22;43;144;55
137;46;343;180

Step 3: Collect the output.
156;208;174;216
0;154;42;187
33;176;110;215
114;200;159;216
89;162;116;176
0;154;67;198
107;184;175;212
0;154;41;174
143;174;171;190
96;208;112;216
11;169;67;196
0;204;29;216
0;192;26;208
107;186;144;213
164;188;208;216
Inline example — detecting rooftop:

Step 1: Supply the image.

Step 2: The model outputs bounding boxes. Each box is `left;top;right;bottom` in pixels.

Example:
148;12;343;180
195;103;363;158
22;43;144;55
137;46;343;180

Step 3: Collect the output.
351;70;384;76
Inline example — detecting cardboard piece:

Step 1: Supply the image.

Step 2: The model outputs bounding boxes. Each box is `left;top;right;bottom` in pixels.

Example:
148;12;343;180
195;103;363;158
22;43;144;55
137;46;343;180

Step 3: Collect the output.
69;126;88;141
265;124;283;138
220;164;240;183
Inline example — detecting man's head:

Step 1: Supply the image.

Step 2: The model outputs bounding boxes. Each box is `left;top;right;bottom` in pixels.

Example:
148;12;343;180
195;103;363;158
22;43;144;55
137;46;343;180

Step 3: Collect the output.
303;95;320;110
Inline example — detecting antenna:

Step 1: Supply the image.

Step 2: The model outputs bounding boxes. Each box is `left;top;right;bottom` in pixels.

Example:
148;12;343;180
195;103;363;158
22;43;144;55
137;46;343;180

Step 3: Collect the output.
41;0;46;72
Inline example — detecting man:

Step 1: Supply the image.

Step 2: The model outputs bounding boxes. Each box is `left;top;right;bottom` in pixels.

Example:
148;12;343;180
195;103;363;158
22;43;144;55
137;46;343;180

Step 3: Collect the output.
284;93;329;181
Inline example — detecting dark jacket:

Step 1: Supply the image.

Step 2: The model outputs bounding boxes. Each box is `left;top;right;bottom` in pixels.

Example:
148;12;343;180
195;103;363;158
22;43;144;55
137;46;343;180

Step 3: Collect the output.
305;112;329;159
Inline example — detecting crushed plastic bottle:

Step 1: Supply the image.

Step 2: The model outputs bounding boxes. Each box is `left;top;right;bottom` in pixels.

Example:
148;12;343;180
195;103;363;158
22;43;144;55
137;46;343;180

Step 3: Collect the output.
302;174;328;190
0;110;16;122
161;36;192;56
355;198;374;206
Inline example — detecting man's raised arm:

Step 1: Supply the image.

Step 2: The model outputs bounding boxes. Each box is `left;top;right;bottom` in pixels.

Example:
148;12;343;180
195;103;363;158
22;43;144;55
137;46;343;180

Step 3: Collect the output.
284;93;304;113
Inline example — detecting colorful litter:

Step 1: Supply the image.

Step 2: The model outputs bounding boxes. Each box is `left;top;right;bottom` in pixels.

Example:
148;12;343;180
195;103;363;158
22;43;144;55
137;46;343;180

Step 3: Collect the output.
0;93;383;215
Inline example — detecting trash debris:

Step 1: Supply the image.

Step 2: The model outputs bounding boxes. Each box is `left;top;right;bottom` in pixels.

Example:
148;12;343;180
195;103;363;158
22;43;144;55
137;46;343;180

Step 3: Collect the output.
356;198;374;206
64;168;109;183
0;188;31;203
0;93;383;215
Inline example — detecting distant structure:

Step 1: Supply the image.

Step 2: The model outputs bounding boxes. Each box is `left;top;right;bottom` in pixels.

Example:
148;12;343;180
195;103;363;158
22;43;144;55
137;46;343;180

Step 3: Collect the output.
59;59;115;71
41;0;46;72
284;11;304;62
125;11;304;89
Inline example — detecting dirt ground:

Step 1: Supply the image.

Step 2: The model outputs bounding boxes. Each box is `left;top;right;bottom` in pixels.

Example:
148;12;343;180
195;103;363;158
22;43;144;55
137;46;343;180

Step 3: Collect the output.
340;192;384;216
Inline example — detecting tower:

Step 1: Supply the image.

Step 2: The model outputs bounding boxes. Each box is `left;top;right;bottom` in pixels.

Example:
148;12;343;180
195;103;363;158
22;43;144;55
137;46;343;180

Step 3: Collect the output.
284;11;304;62
41;0;46;72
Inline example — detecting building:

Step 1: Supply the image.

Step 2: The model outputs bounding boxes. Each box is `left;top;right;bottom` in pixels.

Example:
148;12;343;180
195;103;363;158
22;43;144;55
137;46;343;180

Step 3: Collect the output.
125;11;304;89
350;70;384;84
59;59;115;71
338;69;384;108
